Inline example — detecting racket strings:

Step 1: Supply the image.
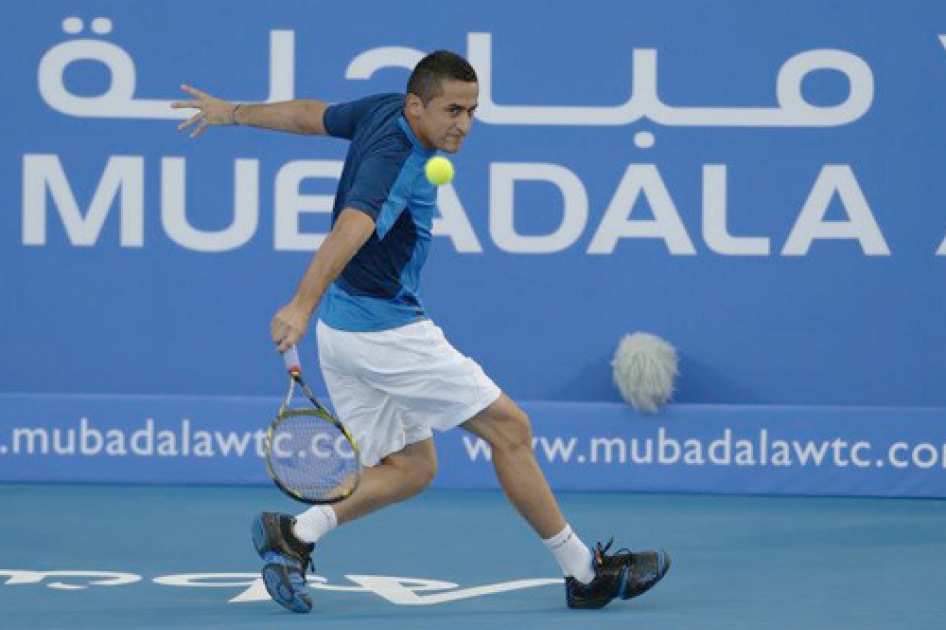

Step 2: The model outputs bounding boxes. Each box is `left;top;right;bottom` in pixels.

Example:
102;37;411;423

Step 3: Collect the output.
267;410;360;503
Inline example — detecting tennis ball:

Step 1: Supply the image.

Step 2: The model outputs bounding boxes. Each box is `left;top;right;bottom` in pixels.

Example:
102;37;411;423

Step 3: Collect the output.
425;156;454;186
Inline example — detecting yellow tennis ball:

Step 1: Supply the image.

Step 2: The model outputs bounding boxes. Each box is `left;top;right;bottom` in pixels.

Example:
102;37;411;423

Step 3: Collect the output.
425;156;455;186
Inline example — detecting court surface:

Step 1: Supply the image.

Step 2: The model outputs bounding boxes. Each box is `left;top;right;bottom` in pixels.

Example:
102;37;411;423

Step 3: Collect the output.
1;484;943;629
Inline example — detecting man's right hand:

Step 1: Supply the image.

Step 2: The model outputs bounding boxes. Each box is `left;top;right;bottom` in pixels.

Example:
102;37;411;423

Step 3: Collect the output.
172;85;238;138
271;300;313;354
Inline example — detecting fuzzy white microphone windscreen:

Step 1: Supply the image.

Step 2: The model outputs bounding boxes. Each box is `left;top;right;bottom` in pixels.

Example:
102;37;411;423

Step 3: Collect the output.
611;332;679;413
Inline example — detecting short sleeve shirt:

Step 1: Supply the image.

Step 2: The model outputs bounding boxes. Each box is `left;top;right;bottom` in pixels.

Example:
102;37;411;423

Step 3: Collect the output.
319;93;439;332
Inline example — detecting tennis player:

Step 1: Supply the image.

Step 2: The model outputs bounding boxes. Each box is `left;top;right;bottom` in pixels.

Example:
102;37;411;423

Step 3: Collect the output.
174;50;670;613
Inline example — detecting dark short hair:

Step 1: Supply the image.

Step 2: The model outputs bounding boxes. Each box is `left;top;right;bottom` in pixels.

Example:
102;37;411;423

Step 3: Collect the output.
407;51;477;104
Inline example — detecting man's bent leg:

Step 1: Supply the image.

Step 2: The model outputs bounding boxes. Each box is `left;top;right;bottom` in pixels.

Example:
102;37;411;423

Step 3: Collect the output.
254;438;436;613
332;437;437;525
292;437;437;543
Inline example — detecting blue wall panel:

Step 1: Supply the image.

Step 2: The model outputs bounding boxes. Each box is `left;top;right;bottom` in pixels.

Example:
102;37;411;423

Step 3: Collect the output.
2;1;946;409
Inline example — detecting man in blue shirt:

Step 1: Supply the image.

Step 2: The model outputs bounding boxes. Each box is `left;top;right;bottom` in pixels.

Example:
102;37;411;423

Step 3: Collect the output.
174;51;669;613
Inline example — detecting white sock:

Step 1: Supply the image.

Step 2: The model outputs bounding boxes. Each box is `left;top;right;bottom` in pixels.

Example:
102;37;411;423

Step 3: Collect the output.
542;524;595;584
292;505;337;544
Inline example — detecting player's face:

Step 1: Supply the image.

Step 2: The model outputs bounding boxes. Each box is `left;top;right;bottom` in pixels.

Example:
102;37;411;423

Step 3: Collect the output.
417;80;479;154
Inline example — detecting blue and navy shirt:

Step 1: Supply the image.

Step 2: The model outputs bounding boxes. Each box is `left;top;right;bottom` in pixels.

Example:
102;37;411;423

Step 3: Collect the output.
318;93;439;332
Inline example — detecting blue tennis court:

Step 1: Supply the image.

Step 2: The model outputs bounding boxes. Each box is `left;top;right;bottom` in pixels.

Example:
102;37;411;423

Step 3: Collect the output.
2;484;943;629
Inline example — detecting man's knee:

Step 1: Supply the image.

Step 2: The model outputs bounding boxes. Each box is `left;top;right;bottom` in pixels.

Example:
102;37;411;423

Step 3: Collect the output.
385;441;437;494
408;452;437;492
478;404;534;455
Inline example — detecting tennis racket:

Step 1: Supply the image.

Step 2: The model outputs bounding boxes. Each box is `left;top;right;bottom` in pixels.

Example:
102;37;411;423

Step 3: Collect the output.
264;345;361;504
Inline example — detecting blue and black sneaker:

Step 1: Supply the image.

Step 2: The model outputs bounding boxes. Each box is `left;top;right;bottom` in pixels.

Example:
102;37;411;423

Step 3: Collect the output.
252;512;315;613
565;540;671;609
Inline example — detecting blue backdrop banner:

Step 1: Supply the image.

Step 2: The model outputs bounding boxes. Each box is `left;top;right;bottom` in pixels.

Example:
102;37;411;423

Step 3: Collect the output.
2;1;946;410
2;395;945;498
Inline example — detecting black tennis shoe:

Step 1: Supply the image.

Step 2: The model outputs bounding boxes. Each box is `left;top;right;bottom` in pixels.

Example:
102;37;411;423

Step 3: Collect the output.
252;512;315;613
565;539;671;609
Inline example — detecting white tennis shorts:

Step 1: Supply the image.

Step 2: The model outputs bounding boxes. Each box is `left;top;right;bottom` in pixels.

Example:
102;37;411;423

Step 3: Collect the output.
316;319;502;467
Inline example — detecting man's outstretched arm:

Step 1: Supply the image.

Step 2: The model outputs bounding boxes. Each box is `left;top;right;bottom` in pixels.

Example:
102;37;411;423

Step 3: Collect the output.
172;84;330;138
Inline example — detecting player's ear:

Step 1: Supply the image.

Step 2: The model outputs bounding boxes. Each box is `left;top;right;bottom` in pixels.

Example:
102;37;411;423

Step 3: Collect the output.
405;93;424;117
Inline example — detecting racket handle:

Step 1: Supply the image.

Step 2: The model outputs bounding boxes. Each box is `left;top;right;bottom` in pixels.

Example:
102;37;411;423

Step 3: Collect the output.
283;345;301;374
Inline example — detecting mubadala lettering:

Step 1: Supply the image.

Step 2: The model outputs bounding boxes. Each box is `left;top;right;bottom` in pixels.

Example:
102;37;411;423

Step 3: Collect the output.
22;154;896;256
